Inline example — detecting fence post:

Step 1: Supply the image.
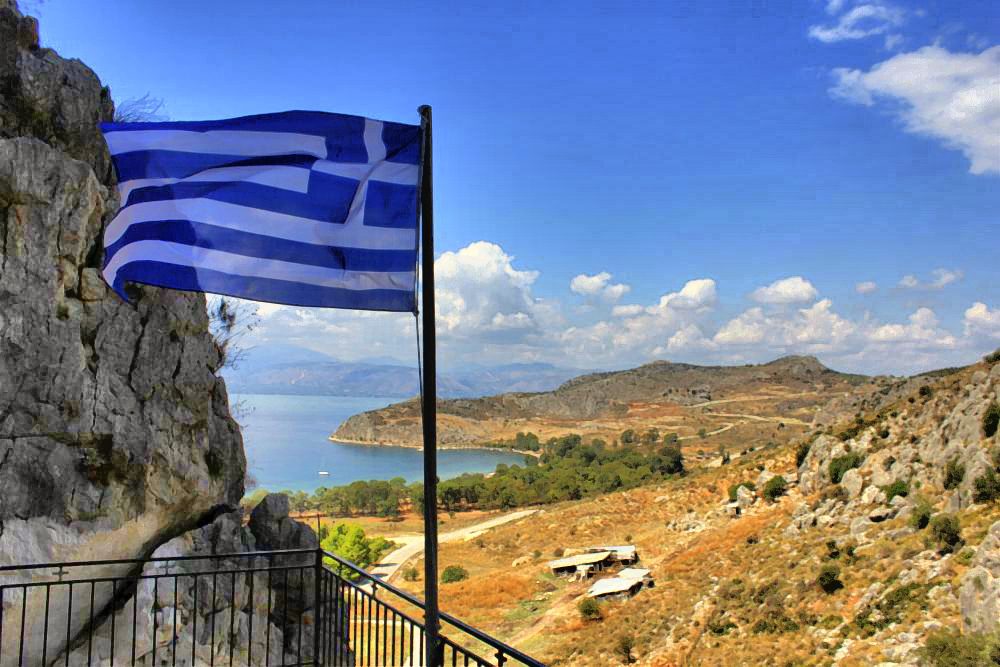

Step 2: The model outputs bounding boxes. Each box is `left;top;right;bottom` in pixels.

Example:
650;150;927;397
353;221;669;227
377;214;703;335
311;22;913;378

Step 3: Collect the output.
313;548;323;666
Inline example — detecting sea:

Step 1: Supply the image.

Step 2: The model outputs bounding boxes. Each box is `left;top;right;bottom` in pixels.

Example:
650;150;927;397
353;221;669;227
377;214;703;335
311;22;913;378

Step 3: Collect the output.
232;394;527;493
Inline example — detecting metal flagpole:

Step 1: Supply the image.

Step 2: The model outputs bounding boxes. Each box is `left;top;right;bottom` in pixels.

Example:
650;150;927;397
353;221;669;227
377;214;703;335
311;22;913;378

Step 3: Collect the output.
418;104;441;667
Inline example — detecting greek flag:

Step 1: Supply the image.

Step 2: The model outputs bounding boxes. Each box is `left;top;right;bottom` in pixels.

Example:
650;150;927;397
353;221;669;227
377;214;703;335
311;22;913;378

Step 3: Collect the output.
99;110;422;312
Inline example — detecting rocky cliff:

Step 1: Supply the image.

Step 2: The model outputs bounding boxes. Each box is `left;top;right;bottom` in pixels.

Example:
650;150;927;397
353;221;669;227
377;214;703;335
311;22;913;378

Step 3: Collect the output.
0;3;325;663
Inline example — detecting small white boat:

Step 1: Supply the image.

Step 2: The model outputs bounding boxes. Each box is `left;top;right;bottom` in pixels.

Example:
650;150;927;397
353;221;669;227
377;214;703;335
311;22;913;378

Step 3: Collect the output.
318;471;330;476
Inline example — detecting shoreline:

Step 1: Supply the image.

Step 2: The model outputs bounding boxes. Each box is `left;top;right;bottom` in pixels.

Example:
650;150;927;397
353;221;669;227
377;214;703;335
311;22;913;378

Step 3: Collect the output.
328;435;543;459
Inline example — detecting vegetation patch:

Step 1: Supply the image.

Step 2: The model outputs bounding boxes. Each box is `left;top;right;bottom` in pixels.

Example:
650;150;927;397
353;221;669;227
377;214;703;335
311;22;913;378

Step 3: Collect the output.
442;565;469;584
829;453;864;484
929;514;963;554
881;480;909;502
921;628;1000;667
762;475;788;502
817;564;843;594
983;402;1000;439
854;583;929;636
728;481;755;501
943;457;965;490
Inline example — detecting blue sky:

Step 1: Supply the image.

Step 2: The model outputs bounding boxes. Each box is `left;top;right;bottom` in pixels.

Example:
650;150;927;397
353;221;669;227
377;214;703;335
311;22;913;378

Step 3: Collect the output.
35;0;999;374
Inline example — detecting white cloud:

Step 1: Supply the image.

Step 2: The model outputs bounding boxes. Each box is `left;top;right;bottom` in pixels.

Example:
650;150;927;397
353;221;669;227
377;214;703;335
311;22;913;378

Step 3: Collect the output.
897;268;963;289
869;307;956;347
884;33;903;50
570;271;631;302
648;278;717;313
714;299;857;350
750;276;819;304
611;304;644;317
964;302;1000;339
856;281;878;294
809;2;906;43
830;46;1000;175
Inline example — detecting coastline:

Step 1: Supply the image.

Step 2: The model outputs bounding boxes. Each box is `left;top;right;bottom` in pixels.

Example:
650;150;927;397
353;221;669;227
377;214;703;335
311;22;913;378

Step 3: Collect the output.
328;435;543;459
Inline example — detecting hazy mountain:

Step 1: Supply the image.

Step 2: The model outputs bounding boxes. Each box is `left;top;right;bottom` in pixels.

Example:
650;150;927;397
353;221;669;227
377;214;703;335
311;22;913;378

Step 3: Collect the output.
223;345;583;398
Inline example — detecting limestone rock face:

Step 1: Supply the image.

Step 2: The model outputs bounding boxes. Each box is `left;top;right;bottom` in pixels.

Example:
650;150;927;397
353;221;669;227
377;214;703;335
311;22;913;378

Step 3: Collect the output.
961;520;1000;635
0;2;244;661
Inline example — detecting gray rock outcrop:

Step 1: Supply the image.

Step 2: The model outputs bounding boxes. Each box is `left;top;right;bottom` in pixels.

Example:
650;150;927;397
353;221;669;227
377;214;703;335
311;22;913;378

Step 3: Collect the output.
0;1;248;661
960;519;1000;635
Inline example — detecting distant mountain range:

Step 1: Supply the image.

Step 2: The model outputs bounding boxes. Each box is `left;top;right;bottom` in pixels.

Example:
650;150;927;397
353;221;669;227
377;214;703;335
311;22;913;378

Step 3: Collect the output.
222;344;584;398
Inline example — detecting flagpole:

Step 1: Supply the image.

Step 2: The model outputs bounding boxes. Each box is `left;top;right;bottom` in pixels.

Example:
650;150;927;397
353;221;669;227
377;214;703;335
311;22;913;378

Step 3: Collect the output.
418;104;441;667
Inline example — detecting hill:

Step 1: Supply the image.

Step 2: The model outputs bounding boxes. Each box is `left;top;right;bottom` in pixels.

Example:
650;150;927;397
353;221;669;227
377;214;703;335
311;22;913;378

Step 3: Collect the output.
223;345;582;398
332;355;872;453
392;357;1000;665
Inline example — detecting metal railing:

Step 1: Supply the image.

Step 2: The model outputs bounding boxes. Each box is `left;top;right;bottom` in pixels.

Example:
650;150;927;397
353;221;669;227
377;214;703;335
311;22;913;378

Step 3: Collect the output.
0;548;544;667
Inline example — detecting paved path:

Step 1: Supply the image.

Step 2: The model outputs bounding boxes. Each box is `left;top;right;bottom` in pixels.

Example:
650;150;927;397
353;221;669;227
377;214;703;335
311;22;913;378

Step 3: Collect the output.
369;509;538;584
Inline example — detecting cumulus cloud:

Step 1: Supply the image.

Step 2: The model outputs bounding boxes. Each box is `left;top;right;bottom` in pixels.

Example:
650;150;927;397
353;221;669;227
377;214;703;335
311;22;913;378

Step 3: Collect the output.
714;299;856;350
647;278;717;313
869;307;956;347
830;46;1000;175
809;2;906;43
964;302;1000;339
570;271;631;302
750;276;819;304
856;281;878;294
612;304;644;317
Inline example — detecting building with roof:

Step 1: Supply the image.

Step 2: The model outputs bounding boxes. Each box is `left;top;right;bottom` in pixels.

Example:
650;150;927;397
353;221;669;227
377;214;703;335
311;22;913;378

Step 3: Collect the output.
547;551;613;577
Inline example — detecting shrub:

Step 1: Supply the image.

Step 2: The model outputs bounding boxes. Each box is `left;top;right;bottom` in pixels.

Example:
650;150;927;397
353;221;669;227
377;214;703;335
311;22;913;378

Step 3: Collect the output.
922;628;1000;667
817;564;843;594
929;514;963;554
795;441;811;468
441;565;469;584
943;458;965;490
919;385;933;398
728;481;756;501
762;476;788;502
855;583;925;635
910;498;934;530
829;453;864;484
882;480;909;502
984;402;1000;439
615;635;636;664
577;597;601;621
402;566;420;582
552;547;564;557
973;469;1000;504
985;348;1000;364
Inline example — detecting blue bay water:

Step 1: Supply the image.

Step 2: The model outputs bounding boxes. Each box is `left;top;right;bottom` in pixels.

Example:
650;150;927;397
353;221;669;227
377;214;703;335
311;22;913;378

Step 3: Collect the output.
233;394;526;492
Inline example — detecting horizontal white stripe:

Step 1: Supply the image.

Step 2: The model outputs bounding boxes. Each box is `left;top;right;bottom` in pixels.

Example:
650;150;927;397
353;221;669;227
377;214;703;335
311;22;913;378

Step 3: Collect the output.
104;198;415;251
312;159;419;186
118;164;312;203
104;130;328;158
104;240;414;292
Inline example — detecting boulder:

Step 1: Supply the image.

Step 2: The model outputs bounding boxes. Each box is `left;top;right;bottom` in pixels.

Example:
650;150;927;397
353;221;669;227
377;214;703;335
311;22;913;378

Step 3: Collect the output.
841;469;864;500
736;484;755;510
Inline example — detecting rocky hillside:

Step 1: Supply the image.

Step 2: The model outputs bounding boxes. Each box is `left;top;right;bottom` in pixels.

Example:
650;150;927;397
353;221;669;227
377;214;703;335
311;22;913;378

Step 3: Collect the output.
398;357;1000;665
333;355;869;448
0;3;323;663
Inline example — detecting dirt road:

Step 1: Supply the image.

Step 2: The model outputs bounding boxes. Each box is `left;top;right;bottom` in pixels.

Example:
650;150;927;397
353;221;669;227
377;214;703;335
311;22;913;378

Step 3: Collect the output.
369;509;538;583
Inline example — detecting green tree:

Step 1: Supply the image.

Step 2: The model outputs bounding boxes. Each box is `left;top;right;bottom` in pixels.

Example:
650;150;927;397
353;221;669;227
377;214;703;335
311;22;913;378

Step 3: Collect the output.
929;514;963;554
943;458;965;490
641;428;660;445
620;429;637;445
578;598;601;621
654;446;684;475
442;565;468;584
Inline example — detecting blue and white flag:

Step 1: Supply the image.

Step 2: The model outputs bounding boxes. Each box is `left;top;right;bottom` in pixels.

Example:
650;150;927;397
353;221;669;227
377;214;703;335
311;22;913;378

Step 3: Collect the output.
99;110;422;312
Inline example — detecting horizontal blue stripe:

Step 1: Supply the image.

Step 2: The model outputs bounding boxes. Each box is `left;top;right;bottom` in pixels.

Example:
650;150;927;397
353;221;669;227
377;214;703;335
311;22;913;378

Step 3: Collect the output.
123;173;360;222
100;110;421;165
110;260;416;312
104;220;417;272
112;152;318;183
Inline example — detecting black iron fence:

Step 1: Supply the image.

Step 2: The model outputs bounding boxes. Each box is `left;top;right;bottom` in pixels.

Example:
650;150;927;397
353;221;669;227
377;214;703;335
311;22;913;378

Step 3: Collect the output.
0;548;544;667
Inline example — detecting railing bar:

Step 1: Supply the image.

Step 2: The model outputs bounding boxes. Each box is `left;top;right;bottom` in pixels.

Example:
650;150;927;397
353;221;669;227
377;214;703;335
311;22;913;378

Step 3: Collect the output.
16;585;26;667
42;584;51;667
333;576;341;666
352;585;358;666
210;570;217;667
374;595;381;667
1;564;317;590
296;568;303;667
0;586;4;666
229;570;236;667
265;561;272;667
282;567;289;665
391;606;397;666
67;583;75;667
109;580;116;667
87;582;95;667
0;548;320;573
192;573;199;667
248;563;255;666
131;578;138;665
152;578;158;667
171;575;179;667
365;588;371;667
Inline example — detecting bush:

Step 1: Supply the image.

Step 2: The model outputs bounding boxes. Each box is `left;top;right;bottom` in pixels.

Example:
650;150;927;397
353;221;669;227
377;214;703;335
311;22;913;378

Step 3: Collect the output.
553;547;564;557
929;514;963;554
985;348;1000;364
728;481;756;501
762;476;788;502
910;498;934;530
829;453;864;484
441;565;469;584
795;441;811;468
882;480;909;502
984;402;1000;439
922;628;1000;667
402;566;420;582
943;458;966;490
615;634;636;664
973;469;1000;504
578;597;601;621
817;564;844;594
919;385;933;398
